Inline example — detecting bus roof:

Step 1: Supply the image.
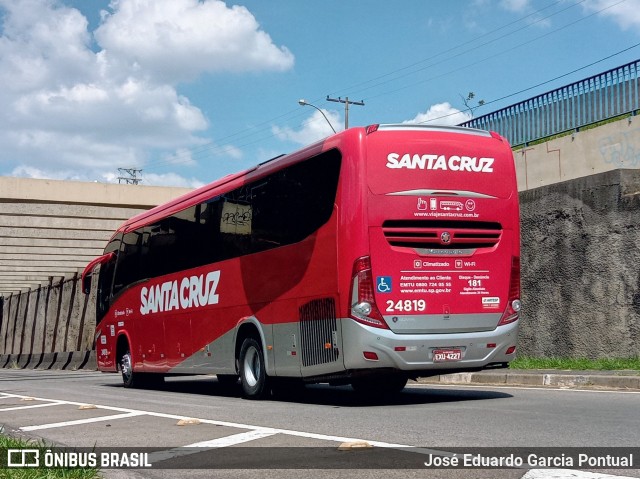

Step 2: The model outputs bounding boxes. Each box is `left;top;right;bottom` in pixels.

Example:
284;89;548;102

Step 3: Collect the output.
116;124;501;234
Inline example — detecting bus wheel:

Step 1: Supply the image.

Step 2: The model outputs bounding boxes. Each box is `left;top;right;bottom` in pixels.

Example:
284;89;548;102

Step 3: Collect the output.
120;351;138;388
239;338;270;399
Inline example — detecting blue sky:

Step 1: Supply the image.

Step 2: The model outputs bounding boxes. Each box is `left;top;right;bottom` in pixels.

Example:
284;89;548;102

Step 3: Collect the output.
0;0;639;187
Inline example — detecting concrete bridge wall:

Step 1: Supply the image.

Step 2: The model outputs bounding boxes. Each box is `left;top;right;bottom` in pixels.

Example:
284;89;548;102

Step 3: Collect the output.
514;115;640;191
0;274;98;369
519;168;640;358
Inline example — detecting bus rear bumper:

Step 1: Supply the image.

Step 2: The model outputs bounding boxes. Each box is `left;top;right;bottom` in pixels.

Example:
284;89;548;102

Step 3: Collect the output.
340;318;519;374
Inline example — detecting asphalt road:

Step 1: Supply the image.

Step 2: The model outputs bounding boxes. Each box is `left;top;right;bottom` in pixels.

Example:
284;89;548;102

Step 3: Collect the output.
0;369;638;479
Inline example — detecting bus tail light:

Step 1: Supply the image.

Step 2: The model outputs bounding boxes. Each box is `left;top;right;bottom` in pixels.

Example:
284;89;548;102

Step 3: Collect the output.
498;256;521;326
349;256;389;329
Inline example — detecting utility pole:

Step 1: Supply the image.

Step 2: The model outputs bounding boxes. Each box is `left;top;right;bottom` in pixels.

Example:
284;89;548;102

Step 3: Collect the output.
326;96;365;129
117;168;143;185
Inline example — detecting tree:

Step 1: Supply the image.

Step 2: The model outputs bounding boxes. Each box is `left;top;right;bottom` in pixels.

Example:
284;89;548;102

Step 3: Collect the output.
460;92;485;117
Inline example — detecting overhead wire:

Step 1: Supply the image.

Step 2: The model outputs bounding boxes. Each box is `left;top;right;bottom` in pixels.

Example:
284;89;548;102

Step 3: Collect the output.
143;0;628;174
142;0;580;173
329;0;588;99
416;42;640;125
362;0;629;102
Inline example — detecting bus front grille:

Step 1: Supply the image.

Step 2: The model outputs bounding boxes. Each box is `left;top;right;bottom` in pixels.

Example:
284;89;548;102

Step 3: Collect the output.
299;298;339;368
382;220;502;250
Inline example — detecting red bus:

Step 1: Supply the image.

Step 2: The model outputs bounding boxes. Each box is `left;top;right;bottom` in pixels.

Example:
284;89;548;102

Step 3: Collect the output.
82;124;521;399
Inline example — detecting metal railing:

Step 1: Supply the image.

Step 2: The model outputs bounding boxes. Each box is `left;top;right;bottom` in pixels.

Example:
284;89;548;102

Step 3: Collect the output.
459;59;640;147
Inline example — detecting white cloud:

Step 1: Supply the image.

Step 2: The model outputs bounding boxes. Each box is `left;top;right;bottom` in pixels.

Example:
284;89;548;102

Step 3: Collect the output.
0;0;294;186
581;0;640;30
10;165;89;182
272;110;341;145
141;172;204;188
10;163;203;188
404;102;472;126
95;0;295;83
499;0;531;13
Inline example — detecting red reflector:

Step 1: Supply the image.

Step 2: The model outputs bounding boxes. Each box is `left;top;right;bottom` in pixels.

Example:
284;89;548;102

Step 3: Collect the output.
487;343;496;349
394;346;406;352
506;346;516;355
363;351;379;361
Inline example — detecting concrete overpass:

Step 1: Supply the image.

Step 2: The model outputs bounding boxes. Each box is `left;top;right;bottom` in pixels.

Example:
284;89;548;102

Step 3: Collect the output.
0;177;191;297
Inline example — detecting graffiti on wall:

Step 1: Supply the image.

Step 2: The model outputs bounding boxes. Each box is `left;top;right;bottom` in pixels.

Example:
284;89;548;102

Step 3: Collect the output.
599;127;640;168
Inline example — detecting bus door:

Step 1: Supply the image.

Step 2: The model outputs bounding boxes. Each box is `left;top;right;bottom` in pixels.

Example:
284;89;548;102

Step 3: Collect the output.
115;228;167;372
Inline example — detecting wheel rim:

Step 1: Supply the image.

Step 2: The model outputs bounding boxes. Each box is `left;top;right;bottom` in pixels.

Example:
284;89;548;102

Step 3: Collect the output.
243;346;260;388
121;353;132;383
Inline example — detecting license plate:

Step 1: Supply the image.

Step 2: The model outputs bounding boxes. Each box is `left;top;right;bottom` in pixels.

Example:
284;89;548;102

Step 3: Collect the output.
433;349;462;362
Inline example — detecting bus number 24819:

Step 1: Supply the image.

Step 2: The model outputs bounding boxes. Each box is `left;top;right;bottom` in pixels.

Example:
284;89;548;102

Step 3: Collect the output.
386;299;426;313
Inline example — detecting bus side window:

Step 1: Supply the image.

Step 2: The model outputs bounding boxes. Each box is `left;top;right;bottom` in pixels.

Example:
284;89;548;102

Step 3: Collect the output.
249;149;341;250
96;233;121;324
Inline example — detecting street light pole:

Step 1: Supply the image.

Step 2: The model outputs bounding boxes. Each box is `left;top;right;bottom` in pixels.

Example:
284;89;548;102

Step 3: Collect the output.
326;96;365;129
298;99;336;133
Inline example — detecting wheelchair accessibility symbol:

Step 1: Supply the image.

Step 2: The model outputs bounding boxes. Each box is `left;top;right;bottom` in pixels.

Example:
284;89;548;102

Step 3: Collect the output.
376;276;392;293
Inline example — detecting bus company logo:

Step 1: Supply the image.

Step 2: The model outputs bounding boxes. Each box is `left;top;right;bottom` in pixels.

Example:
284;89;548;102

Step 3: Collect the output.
386;153;494;173
140;270;220;316
8;449;39;467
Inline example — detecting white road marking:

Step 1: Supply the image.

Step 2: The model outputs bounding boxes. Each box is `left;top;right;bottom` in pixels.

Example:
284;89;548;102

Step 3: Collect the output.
523;469;637;479
2;392;636;478
0;402;65;412
185;430;280;448
21;412;145;431
408;383;640;395
148;430;279;464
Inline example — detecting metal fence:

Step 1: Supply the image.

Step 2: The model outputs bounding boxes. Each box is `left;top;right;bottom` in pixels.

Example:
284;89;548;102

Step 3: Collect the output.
459;59;640;147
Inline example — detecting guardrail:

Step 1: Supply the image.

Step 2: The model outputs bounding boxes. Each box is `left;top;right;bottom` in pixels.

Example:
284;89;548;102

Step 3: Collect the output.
460;59;640;147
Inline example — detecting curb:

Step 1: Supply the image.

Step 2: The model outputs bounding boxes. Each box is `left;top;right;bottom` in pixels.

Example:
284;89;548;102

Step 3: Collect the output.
34;353;58;370
48;352;73;370
1;351;97;370
66;350;96;370
16;354;33;369
418;370;640;390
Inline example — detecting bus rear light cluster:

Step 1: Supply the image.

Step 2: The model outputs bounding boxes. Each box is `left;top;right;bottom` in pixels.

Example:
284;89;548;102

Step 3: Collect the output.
349;256;389;329
498;256;521;326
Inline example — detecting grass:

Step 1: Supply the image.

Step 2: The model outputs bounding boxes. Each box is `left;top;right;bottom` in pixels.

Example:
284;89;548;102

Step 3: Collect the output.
510;356;640;371
0;434;101;479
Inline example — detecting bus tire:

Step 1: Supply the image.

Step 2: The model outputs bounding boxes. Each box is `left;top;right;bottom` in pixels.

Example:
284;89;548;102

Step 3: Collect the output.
239;337;270;399
120;350;139;388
